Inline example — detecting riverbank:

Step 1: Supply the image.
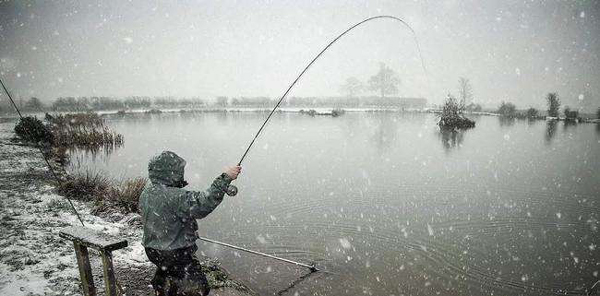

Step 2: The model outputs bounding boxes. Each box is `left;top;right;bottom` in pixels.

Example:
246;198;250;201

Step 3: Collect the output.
0;120;255;296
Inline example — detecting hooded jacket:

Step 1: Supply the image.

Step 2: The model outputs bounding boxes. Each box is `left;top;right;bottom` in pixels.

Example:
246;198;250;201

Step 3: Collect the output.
139;151;232;250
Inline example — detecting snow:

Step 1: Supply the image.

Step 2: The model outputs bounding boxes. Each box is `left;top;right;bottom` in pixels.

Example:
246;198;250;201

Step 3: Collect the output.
0;122;151;295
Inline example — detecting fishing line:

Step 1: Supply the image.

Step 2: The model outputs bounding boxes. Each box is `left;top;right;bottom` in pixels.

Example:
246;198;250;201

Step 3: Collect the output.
0;77;86;226
215;15;428;271
235;15;428;167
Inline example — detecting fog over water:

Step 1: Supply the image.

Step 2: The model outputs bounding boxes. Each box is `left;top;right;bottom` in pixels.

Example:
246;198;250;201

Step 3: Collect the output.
1;0;599;109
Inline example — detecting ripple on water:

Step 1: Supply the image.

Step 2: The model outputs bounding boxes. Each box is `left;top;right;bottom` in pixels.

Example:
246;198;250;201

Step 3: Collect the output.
216;184;598;295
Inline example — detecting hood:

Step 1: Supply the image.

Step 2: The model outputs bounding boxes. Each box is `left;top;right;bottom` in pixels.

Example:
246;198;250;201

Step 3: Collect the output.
148;151;187;187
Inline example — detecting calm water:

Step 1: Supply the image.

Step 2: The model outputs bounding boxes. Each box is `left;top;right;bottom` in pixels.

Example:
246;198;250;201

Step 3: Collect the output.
71;112;600;295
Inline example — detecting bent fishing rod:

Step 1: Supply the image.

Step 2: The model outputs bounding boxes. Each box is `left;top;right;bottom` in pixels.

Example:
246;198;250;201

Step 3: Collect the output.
224;15;427;197
0;78;86;226
211;15;427;272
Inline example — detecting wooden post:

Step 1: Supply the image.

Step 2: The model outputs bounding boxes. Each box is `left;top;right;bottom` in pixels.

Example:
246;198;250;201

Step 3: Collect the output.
100;251;118;296
73;242;96;296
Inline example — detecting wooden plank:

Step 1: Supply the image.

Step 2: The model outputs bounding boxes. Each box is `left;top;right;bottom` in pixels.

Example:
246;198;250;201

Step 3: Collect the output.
60;226;127;252
100;251;119;296
73;242;96;296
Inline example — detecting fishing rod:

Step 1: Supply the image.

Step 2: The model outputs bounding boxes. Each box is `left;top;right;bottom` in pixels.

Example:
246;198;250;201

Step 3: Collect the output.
0;77;86;226
198;236;319;272
224;15;427;197
213;15;427;273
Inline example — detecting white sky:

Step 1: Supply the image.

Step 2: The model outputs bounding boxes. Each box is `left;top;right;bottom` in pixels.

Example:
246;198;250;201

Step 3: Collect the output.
0;0;599;109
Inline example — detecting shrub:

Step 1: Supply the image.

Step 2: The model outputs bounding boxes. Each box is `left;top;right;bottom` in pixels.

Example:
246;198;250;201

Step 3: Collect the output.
438;95;475;129
331;108;345;117
440;95;464;118
14;116;53;143
526;107;539;119
106;177;147;213
57;170;110;201
596;107;600;119
497;102;517;118
300;109;317;116
564;107;579;121
145;109;162;114
59;170;147;214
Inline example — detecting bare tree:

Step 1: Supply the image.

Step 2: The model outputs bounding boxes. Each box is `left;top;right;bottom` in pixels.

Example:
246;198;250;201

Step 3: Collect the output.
368;63;400;99
340;77;364;98
457;77;474;105
546;92;560;117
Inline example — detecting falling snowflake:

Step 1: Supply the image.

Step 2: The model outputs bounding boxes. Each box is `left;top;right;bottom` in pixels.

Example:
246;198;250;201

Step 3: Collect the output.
427;224;434;236
339;238;352;249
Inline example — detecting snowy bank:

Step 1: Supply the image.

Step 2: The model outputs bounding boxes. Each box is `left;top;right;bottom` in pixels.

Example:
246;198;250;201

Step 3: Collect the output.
0;120;254;296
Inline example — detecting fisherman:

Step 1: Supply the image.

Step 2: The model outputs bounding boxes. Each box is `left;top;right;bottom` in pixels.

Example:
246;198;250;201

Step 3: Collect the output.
139;151;241;296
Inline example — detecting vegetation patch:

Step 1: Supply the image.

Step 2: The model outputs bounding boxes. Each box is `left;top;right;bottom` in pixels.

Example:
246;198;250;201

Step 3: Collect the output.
563;107;580;122
57;170;146;214
497;102;517;118
145;108;162;114
14;116;54;144
331;108;345;117
93;177;147;214
438;96;475;130
299;108;346;117
57;170;111;202
46;113;123;148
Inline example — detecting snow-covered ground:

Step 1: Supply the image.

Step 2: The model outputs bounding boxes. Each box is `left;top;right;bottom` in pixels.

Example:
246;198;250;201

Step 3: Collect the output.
0;121;153;295
0;120;253;296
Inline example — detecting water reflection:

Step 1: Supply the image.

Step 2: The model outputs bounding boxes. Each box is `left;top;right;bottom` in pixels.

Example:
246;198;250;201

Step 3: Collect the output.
67;142;123;172
275;271;321;296
438;128;465;151
563;119;578;132
370;114;399;152
498;117;516;127
545;120;558;144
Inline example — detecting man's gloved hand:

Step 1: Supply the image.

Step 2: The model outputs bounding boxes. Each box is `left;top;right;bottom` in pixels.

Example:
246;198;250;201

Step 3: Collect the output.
224;166;242;180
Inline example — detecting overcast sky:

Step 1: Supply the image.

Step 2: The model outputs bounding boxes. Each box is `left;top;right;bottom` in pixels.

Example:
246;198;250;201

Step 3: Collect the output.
0;0;599;109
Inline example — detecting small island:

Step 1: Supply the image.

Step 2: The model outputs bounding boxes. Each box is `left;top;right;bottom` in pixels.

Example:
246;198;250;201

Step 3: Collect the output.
438;95;475;129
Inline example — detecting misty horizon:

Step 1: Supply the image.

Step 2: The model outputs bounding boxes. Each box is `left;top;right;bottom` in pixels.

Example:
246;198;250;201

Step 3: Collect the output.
1;1;599;111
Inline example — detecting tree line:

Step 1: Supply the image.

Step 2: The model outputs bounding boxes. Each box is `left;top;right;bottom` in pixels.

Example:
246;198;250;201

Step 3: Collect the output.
496;92;591;121
441;76;598;121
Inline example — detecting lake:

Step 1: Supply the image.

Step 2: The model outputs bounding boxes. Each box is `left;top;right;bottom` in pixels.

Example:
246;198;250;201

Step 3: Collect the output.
70;111;600;295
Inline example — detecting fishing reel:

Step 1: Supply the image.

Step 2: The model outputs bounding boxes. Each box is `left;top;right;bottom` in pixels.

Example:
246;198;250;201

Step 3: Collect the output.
226;184;238;196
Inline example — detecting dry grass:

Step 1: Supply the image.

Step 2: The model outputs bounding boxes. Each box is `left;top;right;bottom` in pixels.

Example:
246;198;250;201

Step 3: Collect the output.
47;113;124;148
104;177;147;213
57;170;147;214
57;170;111;202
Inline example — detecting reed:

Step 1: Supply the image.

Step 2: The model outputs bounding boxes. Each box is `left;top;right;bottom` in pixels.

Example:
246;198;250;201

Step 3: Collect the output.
58;169;147;214
104;177;147;213
57;170;111;202
47;113;123;148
